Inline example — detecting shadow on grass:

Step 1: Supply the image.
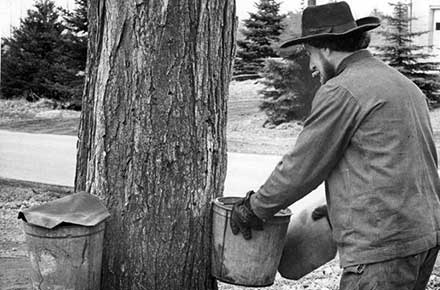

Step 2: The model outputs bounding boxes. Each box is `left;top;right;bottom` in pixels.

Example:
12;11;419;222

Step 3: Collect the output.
0;118;79;136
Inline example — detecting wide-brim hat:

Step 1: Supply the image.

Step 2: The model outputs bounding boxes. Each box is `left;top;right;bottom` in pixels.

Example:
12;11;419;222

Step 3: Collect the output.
280;1;380;48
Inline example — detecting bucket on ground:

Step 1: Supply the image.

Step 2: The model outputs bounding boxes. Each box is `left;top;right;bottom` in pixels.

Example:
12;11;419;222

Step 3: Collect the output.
211;196;291;287
18;192;110;290
22;221;106;290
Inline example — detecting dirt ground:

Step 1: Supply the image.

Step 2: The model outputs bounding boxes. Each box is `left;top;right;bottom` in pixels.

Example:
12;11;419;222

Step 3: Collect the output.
0;179;73;289
2;82;440;289
1;179;439;290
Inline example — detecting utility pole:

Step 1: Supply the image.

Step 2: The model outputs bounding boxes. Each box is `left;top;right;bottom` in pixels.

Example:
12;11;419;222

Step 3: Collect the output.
0;36;2;96
408;0;413;34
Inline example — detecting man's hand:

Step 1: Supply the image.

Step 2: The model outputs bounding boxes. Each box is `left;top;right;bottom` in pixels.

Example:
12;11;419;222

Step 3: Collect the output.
311;204;332;229
230;191;264;240
311;205;328;220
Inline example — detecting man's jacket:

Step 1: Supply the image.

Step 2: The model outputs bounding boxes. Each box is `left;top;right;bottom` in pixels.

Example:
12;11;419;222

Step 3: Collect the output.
250;50;440;267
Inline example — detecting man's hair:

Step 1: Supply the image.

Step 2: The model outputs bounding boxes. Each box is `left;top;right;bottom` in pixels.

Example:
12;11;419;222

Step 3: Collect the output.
305;31;371;52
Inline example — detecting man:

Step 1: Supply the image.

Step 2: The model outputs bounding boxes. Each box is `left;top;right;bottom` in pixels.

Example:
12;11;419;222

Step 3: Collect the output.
230;2;440;289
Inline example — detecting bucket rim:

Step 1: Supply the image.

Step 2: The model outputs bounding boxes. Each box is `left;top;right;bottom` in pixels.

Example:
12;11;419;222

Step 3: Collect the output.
213;196;292;217
22;220;106;239
213;274;275;287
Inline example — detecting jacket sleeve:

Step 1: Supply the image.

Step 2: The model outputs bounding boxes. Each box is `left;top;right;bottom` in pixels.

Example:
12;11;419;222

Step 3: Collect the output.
251;84;362;220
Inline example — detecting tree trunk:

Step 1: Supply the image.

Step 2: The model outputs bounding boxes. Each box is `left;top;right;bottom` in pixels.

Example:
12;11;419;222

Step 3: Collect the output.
74;1;236;289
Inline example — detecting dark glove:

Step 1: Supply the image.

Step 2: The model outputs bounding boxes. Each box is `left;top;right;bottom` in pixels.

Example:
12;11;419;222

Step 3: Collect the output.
230;191;264;240
311;204;332;229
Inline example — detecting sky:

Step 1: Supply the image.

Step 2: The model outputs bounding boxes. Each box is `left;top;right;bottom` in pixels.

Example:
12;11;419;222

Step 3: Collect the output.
236;0;392;20
0;0;75;37
0;0;392;38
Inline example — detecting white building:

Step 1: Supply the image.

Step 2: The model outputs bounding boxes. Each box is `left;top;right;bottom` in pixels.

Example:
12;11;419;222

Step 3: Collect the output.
410;0;440;55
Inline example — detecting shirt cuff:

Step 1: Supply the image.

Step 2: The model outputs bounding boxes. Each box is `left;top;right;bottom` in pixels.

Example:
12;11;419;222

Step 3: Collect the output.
250;191;275;222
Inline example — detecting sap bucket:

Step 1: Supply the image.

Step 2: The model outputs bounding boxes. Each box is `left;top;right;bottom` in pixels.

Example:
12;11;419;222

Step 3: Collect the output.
277;193;337;280
22;222;106;290
211;196;291;287
18;192;110;290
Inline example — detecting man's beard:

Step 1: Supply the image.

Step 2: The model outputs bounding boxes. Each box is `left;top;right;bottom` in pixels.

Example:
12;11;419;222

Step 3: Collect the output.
316;56;336;85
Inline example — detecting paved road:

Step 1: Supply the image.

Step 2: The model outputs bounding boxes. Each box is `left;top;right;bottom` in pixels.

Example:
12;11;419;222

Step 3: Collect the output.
0;129;325;205
0;130;76;186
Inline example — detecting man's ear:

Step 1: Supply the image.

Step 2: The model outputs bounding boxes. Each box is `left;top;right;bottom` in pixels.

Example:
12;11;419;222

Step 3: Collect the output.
320;47;332;58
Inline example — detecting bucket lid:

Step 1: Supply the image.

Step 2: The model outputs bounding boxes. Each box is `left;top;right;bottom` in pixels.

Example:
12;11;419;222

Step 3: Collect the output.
18;191;110;229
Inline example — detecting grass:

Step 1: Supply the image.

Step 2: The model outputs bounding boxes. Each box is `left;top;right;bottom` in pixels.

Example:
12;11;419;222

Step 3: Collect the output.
0;81;301;156
5;82;439;157
0;98;79;135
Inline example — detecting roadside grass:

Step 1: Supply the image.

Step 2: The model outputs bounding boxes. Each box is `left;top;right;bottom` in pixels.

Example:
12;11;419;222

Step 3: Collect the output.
0;80;301;155
0;118;79;135
2;84;440;157
0;98;80;135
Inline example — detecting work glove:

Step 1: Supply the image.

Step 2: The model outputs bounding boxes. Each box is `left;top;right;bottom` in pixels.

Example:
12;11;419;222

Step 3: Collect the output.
230;190;264;240
311;204;332;229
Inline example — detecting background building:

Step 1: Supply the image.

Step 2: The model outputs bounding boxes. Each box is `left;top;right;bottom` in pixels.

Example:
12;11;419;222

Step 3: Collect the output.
379;0;440;57
411;0;440;55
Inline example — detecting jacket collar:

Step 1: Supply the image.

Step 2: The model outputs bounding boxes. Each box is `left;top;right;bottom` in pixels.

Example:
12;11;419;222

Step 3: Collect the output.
335;49;373;76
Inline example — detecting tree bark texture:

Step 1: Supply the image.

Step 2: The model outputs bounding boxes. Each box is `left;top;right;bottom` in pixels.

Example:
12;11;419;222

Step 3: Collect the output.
74;1;236;289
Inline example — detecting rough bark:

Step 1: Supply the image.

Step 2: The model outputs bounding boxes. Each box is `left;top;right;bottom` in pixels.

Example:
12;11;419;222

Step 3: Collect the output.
74;1;236;289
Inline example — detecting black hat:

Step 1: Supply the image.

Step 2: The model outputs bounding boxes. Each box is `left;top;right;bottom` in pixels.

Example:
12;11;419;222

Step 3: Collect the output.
280;1;380;48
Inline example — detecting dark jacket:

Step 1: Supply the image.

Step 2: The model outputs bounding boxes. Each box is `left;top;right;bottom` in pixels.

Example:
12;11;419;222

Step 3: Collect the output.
250;50;440;267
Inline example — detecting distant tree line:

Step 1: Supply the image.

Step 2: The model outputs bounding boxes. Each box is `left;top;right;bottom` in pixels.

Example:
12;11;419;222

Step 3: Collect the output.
1;0;87;110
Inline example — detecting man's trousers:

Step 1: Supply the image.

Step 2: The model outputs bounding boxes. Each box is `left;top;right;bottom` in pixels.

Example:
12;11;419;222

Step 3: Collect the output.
339;246;439;290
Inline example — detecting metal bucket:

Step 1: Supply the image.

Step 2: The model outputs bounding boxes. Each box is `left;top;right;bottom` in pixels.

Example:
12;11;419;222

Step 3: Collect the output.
278;198;337;280
211;196;291;287
22;221;106;290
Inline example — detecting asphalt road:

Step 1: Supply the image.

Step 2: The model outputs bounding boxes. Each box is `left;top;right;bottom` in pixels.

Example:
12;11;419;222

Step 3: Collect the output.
0;129;325;206
0;130;76;186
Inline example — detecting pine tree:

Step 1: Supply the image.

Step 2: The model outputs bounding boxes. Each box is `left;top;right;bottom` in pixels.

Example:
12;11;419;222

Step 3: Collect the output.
259;47;320;125
374;2;440;106
234;0;285;78
279;11;301;43
63;0;87;36
259;11;319;126
62;0;88;109
1;0;84;105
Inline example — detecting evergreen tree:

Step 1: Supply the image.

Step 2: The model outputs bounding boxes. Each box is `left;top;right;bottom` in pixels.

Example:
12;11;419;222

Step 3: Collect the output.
234;0;285;78
259;47;320;125
62;0;88;109
279;11;302;44
63;0;87;35
259;11;319;126
368;8;387;49
1;0;84;106
374;2;440;106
